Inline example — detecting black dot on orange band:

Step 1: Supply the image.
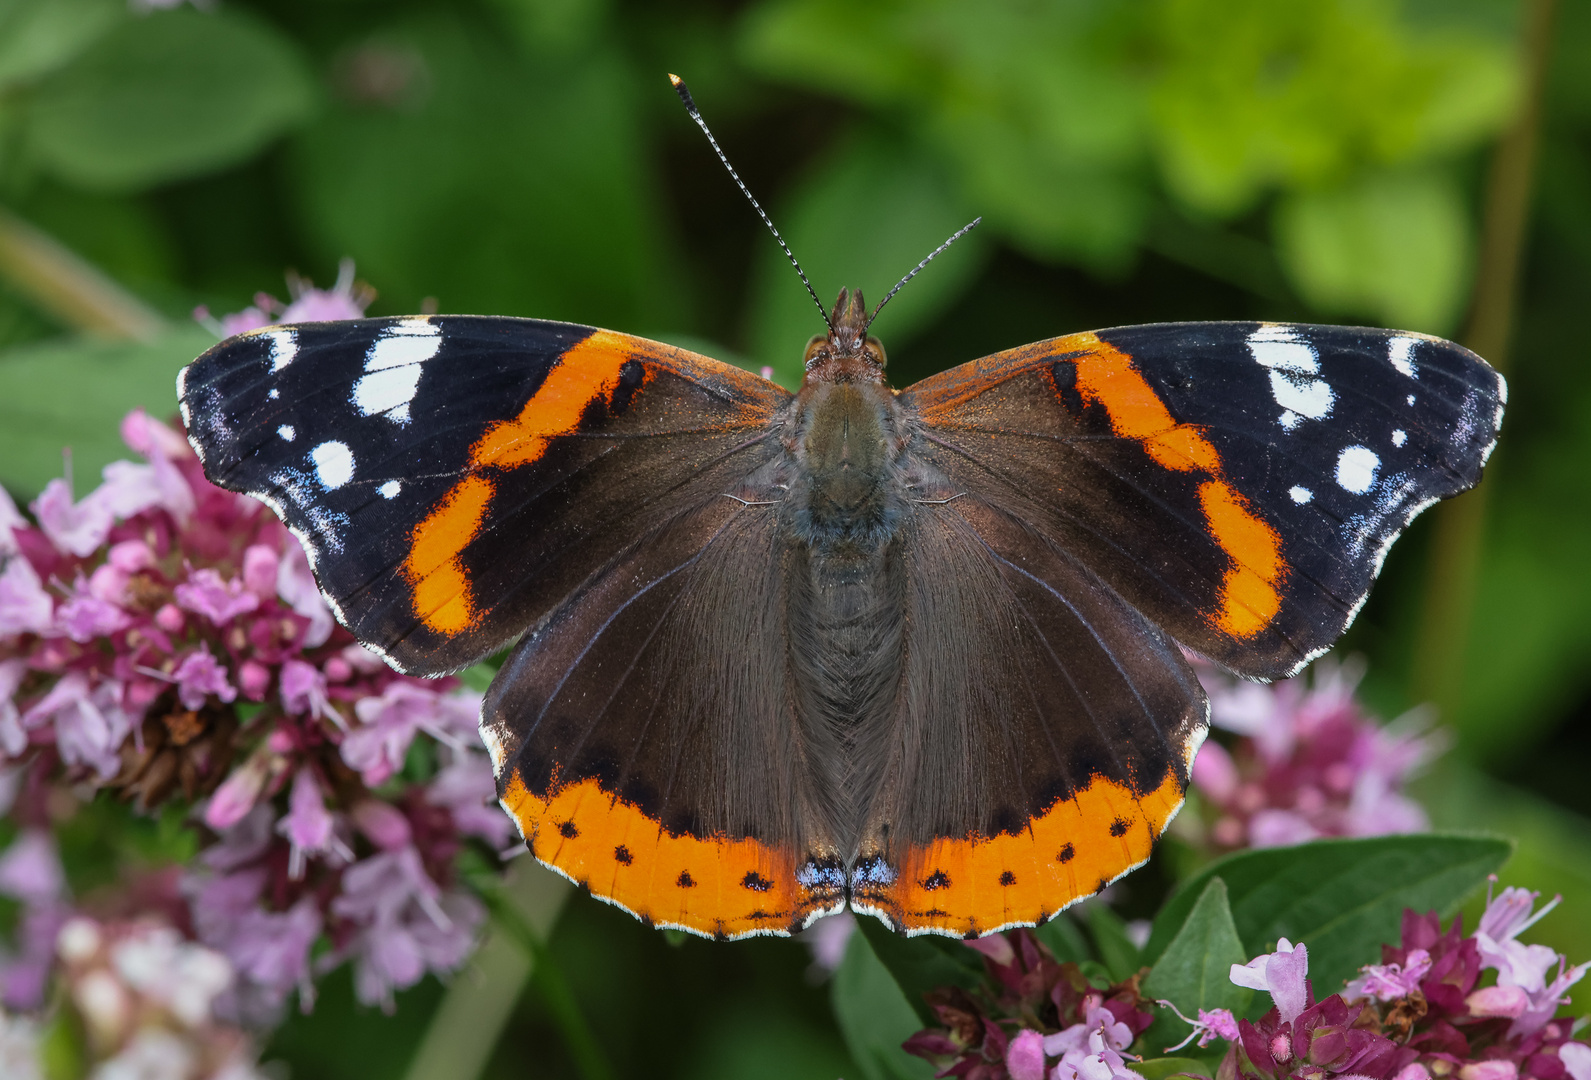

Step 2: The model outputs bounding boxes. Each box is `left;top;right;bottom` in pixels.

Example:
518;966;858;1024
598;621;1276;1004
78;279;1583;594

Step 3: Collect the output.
558;820;579;838
1058;844;1075;863
1095;877;1109;894
742;871;772;892
923;870;951;891
677;870;696;888
1109;817;1130;837
999;870;1017;886
614;845;632;865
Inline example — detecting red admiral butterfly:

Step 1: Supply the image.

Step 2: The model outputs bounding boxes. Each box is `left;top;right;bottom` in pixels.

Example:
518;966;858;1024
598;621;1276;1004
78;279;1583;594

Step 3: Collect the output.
178;78;1504;940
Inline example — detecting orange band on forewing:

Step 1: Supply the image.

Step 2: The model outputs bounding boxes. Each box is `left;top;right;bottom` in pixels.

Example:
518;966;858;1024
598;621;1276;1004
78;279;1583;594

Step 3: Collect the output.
501;773;816;939
404;475;493;634
876;771;1183;937
1071;334;1283;639
1199;480;1283;637
472;330;639;470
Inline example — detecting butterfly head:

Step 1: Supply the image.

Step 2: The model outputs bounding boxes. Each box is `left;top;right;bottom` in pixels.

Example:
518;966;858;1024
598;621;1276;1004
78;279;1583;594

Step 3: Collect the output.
804;288;887;382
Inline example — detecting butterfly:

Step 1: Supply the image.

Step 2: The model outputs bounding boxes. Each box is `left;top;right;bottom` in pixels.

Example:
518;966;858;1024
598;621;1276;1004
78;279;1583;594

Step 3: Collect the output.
176;79;1505;941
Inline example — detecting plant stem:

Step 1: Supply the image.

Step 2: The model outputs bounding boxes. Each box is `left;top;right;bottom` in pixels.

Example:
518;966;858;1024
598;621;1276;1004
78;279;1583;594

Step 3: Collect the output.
0;207;165;340
1409;0;1557;717
401;859;578;1080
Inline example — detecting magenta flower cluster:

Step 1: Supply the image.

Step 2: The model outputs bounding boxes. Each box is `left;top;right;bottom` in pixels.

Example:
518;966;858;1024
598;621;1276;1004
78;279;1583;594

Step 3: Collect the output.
1188;659;1445;850
1170;882;1589;1080
0;270;508;1037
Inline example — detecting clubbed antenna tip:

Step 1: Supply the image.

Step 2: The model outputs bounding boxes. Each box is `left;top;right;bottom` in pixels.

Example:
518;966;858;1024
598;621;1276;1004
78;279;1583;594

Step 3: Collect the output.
668;73;832;332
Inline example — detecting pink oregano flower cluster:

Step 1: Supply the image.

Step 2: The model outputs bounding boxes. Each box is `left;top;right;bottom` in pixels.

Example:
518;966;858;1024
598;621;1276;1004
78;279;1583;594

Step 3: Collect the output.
1188;659;1446;850
0;270;509;1023
1168;881;1589;1080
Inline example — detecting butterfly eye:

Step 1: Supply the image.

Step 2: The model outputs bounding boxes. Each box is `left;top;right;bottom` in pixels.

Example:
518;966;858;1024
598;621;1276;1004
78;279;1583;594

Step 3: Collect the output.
865;337;887;368
803;335;827;367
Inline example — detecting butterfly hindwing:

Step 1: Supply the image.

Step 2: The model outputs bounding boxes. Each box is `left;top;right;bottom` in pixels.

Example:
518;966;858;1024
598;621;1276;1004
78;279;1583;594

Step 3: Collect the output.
848;492;1205;936
484;492;848;939
901;322;1504;680
179;316;787;676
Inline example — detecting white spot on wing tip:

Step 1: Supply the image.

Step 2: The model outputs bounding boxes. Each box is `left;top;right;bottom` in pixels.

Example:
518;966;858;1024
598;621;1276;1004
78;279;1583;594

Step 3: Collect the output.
267;329;298;371
1289;485;1313;504
310;440;354;490
1335;445;1380;494
278;424;296;442
1388;336;1418;378
378;480;401;499
355;319;440;420
1249;325;1333;428
1391;429;1407;447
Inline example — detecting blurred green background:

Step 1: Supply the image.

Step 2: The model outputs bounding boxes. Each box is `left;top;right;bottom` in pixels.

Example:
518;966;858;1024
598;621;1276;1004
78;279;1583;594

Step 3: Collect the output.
0;0;1588;1077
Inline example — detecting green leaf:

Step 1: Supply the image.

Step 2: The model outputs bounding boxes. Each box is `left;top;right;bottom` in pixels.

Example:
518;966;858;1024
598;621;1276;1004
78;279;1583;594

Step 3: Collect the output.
25;7;315;191
1086;902;1144;983
1273;168;1473;334
853;914;985;1027
289;12;671;327
0;325;212;497
1035;911;1094;965
1141;879;1252;1055
1142;835;1512;998
831;924;937;1080
745;131;986;385
1131;1057;1216;1080
0;0;123;91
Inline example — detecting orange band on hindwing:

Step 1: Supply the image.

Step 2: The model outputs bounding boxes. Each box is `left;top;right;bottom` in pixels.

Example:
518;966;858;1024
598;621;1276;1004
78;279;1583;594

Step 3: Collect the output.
862;770;1184;937
402;332;649;635
1068;333;1285;640
500;773;822;939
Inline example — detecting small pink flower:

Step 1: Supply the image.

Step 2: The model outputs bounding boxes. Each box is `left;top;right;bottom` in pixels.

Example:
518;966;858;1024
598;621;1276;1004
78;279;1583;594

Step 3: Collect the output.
0;556;54;637
0;659;29;756
120;407;191;460
0;486;24;556
204;751;279;831
22;673;130;778
56;584;131;643
279;659;329;720
238;660;271;701
1458;1062;1518;1080
1560;1043;1591;1080
0;830;64;906
426;749;512;847
275;542;333;648
175;569;259;626
1230;938;1310;1024
344;683;471;786
173;647;237;711
1006;1028;1046;1080
241;545;278;597
278;768;347;878
352;800;411;851
964;934;1016;966
106;539;154;575
1348;948;1432;1001
154;603;185;634
32;478;114;557
1465;984;1529;1018
1191;740;1239;802
279;260;370;323
97;456;193;523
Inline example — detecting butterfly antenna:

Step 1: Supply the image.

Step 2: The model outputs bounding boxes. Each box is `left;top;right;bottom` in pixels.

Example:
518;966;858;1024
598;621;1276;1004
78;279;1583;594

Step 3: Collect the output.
669;74;832;332
865;217;981;332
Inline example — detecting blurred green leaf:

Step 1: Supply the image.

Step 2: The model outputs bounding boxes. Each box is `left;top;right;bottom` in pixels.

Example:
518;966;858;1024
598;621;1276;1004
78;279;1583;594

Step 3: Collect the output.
0;324;211;496
683;1006;859;1080
1086;901;1144;983
1141;879;1252;1057
25;7;315;191
1035;910;1094;965
0;0;123;91
740;0;1148;272
1148;0;1517;216
291;12;670;328
1143;835;1512;997
1273;168;1472;332
832;924;936;1080
747;132;986;382
853;914;984;1028
1132;1057;1215;1080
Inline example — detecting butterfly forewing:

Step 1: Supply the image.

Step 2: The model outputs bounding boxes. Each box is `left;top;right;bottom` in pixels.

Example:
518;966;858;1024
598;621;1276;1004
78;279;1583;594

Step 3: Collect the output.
902;322;1504;680
179;316;788;676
